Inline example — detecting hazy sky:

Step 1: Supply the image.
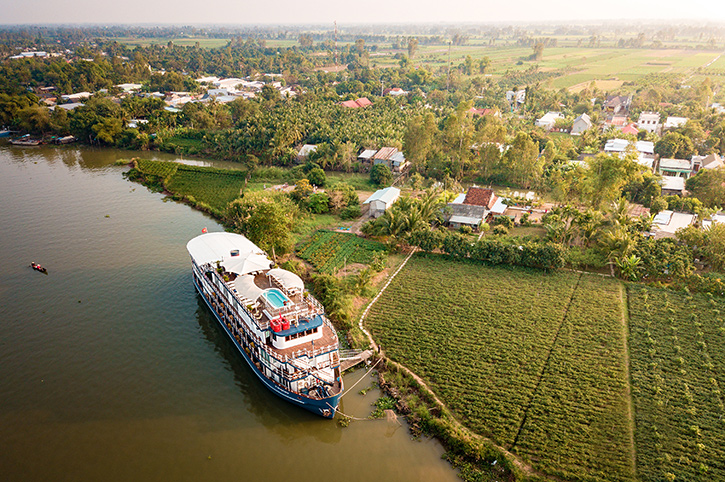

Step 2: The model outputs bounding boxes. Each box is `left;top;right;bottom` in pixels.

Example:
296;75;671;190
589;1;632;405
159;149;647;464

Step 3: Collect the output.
2;0;725;25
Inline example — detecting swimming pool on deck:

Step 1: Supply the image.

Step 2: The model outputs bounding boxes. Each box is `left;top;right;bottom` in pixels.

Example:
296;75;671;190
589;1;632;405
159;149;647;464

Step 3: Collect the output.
264;288;290;309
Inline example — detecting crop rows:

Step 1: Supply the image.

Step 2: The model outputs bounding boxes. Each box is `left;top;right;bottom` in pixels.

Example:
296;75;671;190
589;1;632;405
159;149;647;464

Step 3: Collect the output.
366;254;634;481
367;254;580;445
296;230;386;274
513;275;635;482
165;166;245;213
136;159;178;178
628;285;725;481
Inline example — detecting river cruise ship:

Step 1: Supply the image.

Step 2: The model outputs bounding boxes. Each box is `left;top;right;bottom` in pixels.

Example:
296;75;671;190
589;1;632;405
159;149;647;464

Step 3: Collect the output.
187;232;343;418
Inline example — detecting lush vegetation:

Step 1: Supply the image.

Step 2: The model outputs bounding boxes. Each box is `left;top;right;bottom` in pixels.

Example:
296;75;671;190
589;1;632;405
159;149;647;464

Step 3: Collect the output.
628;285;725;481
296;230;387;274
366;254;634;481
129;159;246;216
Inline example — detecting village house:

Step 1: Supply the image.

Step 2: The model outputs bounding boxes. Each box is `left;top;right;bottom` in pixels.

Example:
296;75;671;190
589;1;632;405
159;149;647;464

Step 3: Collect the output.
506;90;526;110
604;139;655;170
296;144;318;162
621;123;639;136
692;153;724;172
637;111;661;134
658;158;693;178
604;95;631;115
663;116;688;130
340;97;372;108
61;92;91;102
604;114;628;129
446;187;502;230
363;186;401;218
357;149;377;164
384;87;408;96
535;112;564;130
653;209;694;238
372;147;409;172
571;113;592;135
660;176;686;196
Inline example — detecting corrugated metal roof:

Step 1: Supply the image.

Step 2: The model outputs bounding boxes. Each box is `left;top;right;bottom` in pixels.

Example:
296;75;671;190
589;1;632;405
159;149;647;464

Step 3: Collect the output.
363;187;400;205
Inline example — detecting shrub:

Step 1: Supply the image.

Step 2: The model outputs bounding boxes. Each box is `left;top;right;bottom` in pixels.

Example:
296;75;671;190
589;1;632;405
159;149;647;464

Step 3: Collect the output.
492;225;509;236
306;167;327;187
370;164;393;187
459;225;474;235
340;205;362;220
492;216;515;229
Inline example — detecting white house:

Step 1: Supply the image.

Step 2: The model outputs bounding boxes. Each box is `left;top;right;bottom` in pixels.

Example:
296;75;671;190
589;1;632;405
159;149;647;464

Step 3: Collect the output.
637;112;661;134
663;116;688;130
653;210;694;238
363;187;401;218
296;144;318;162
61;92;91;102
571;113;592;135
658;158;693;178
535;112;564;130
115;83;143;92
660;176;686;196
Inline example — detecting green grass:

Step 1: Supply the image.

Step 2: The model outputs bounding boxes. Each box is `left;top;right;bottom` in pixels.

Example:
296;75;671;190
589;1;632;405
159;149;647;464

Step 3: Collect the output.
366;254;634;481
627;285;725;482
296;230;386;274
134;160;245;215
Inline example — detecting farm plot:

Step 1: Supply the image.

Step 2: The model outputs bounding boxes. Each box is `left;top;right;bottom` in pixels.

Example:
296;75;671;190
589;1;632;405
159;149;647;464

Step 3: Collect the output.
366;254;634;481
165;165;246;214
513;274;635;482
628;285;725;482
296;230;387;274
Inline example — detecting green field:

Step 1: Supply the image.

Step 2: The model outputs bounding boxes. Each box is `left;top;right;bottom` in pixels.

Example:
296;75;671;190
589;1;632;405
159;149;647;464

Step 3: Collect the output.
628;285;725;481
134;159;245;215
296;230;386;274
113;37;230;48
366;254;634;481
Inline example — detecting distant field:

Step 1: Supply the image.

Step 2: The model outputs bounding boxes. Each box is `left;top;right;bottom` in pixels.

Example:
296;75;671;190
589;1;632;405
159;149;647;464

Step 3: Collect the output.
373;41;720;90
366;254;634;481
113;37;230;48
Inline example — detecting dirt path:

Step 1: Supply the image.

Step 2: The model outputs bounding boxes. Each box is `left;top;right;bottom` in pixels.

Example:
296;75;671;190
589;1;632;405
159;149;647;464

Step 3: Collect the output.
618;282;638;478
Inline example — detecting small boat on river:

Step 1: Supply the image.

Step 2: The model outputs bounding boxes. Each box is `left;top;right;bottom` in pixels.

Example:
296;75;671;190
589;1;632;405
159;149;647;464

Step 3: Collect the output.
30;262;48;274
187;232;343;418
10;135;42;146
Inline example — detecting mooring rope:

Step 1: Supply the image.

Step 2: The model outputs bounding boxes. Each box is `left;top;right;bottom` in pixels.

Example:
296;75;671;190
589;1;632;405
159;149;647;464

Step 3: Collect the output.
340;357;382;399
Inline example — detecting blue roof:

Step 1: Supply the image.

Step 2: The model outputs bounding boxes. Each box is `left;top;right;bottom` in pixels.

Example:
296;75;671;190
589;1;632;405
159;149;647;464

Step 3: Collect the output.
275;314;323;337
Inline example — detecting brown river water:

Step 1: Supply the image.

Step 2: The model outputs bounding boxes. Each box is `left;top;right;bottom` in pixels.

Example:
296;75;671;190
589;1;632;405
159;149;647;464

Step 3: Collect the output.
0;144;459;482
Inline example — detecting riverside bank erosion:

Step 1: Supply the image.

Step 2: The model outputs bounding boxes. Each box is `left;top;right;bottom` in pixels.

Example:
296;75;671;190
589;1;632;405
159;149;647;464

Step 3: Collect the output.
0;145;459;482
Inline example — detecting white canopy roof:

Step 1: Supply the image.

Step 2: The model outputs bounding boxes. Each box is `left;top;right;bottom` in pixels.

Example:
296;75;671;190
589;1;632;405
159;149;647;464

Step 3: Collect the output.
267;268;304;292
222;253;271;275
233;275;265;303
187;232;266;266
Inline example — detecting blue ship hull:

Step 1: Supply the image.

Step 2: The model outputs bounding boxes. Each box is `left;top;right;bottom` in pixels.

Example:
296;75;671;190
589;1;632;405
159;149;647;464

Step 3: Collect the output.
193;277;342;419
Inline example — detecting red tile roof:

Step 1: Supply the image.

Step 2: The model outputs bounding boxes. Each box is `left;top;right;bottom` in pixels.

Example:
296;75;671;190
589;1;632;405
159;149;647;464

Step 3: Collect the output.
340;97;372;108
621;123;639;135
463;187;496;208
